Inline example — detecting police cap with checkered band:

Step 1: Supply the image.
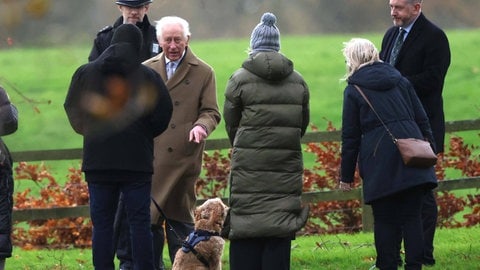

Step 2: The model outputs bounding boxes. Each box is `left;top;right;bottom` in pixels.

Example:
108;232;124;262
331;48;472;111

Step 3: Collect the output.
115;0;153;7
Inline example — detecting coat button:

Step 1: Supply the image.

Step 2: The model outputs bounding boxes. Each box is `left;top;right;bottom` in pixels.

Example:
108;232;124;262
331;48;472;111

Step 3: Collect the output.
168;147;173;152
170;123;176;128
174;101;180;106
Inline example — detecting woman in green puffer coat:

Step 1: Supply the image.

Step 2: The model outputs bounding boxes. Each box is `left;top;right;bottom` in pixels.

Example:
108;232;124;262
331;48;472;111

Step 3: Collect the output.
223;12;310;270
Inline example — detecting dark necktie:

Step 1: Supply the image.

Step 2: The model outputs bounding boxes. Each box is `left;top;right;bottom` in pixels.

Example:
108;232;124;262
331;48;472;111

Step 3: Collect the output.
389;28;406;66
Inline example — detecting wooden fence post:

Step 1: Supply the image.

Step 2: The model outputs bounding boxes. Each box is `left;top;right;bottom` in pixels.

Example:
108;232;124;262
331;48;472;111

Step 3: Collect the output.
362;204;374;232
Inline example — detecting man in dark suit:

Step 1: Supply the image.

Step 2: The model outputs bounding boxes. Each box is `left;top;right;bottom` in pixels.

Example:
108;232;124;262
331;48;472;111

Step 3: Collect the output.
379;0;451;267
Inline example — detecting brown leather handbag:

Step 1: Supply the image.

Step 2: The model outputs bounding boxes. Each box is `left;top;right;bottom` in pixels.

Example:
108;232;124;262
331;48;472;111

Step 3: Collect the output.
354;85;437;168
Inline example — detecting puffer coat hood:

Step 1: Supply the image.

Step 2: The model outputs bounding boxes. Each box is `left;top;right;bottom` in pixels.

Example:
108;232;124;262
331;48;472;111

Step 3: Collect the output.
348;61;402;91
242;51;294;81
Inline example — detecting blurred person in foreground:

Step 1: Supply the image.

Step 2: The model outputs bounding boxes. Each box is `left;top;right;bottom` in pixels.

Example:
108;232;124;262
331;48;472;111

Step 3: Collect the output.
379;0;451;266
0;86;18;270
88;1;162;268
88;0;160;62
223;12;310;270
64;24;172;270
338;38;437;270
142;16;221;269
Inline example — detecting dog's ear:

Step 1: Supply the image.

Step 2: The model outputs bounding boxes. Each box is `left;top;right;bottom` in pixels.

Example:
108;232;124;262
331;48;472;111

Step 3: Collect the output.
194;208;199;220
194;205;204;221
215;198;228;219
196;203;211;220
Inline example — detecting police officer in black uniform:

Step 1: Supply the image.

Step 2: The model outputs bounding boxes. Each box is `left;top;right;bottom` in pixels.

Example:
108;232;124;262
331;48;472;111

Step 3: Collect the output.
88;0;161;62
87;1;163;269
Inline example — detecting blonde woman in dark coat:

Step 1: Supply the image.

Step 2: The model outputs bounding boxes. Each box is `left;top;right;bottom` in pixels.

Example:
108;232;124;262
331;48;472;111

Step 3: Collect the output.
338;38;437;270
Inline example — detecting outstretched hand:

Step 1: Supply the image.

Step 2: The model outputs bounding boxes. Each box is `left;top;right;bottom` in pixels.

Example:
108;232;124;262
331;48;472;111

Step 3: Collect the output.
189;125;207;143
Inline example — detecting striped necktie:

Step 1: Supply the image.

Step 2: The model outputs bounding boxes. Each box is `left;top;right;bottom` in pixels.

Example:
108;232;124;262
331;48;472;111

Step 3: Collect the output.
166;61;176;80
389;28;406;66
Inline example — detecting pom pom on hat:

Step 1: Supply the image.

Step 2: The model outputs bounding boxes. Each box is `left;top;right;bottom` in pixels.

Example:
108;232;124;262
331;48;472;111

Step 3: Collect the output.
111;23;143;53
250;12;280;53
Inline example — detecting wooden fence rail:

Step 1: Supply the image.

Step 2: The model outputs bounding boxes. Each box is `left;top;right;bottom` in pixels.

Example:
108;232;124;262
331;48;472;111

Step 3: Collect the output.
11;119;480;232
11;119;480;161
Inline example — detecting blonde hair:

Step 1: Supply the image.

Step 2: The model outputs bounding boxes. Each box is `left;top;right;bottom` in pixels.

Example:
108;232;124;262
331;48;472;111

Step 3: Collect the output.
342;38;380;80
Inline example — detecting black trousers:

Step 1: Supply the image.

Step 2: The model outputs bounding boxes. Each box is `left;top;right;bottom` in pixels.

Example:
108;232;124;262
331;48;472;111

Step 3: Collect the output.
116;205;193;270
421;190;438;265
229;237;291;270
371;188;427;270
394;189;438;266
115;197;132;270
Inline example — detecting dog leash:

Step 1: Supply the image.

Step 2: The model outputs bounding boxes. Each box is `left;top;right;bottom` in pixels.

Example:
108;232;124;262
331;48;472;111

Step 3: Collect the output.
150;197;211;268
150;196;184;240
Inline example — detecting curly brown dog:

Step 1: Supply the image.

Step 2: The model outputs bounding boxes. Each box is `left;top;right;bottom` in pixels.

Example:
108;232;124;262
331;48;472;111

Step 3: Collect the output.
172;197;228;270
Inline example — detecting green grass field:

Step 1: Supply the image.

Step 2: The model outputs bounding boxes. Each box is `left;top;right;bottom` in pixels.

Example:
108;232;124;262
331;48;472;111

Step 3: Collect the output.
0;29;479;153
1;30;479;269
7;227;480;269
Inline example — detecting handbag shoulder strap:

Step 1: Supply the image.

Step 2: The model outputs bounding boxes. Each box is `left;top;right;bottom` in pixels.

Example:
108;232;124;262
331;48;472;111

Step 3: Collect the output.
353;84;397;143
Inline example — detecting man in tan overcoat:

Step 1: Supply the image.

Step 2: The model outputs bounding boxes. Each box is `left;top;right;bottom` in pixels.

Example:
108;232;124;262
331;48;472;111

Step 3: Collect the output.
143;16;221;269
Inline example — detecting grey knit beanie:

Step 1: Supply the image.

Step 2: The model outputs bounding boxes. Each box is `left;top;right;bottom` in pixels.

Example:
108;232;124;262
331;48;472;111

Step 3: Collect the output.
250;12;280;52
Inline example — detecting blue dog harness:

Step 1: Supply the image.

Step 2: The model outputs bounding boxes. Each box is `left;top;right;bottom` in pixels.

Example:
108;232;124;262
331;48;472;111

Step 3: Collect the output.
181;230;220;267
151;197;218;268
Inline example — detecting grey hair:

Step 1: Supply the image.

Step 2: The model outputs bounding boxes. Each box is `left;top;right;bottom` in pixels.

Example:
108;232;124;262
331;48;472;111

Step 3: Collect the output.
155;16;191;40
342;38;380;80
